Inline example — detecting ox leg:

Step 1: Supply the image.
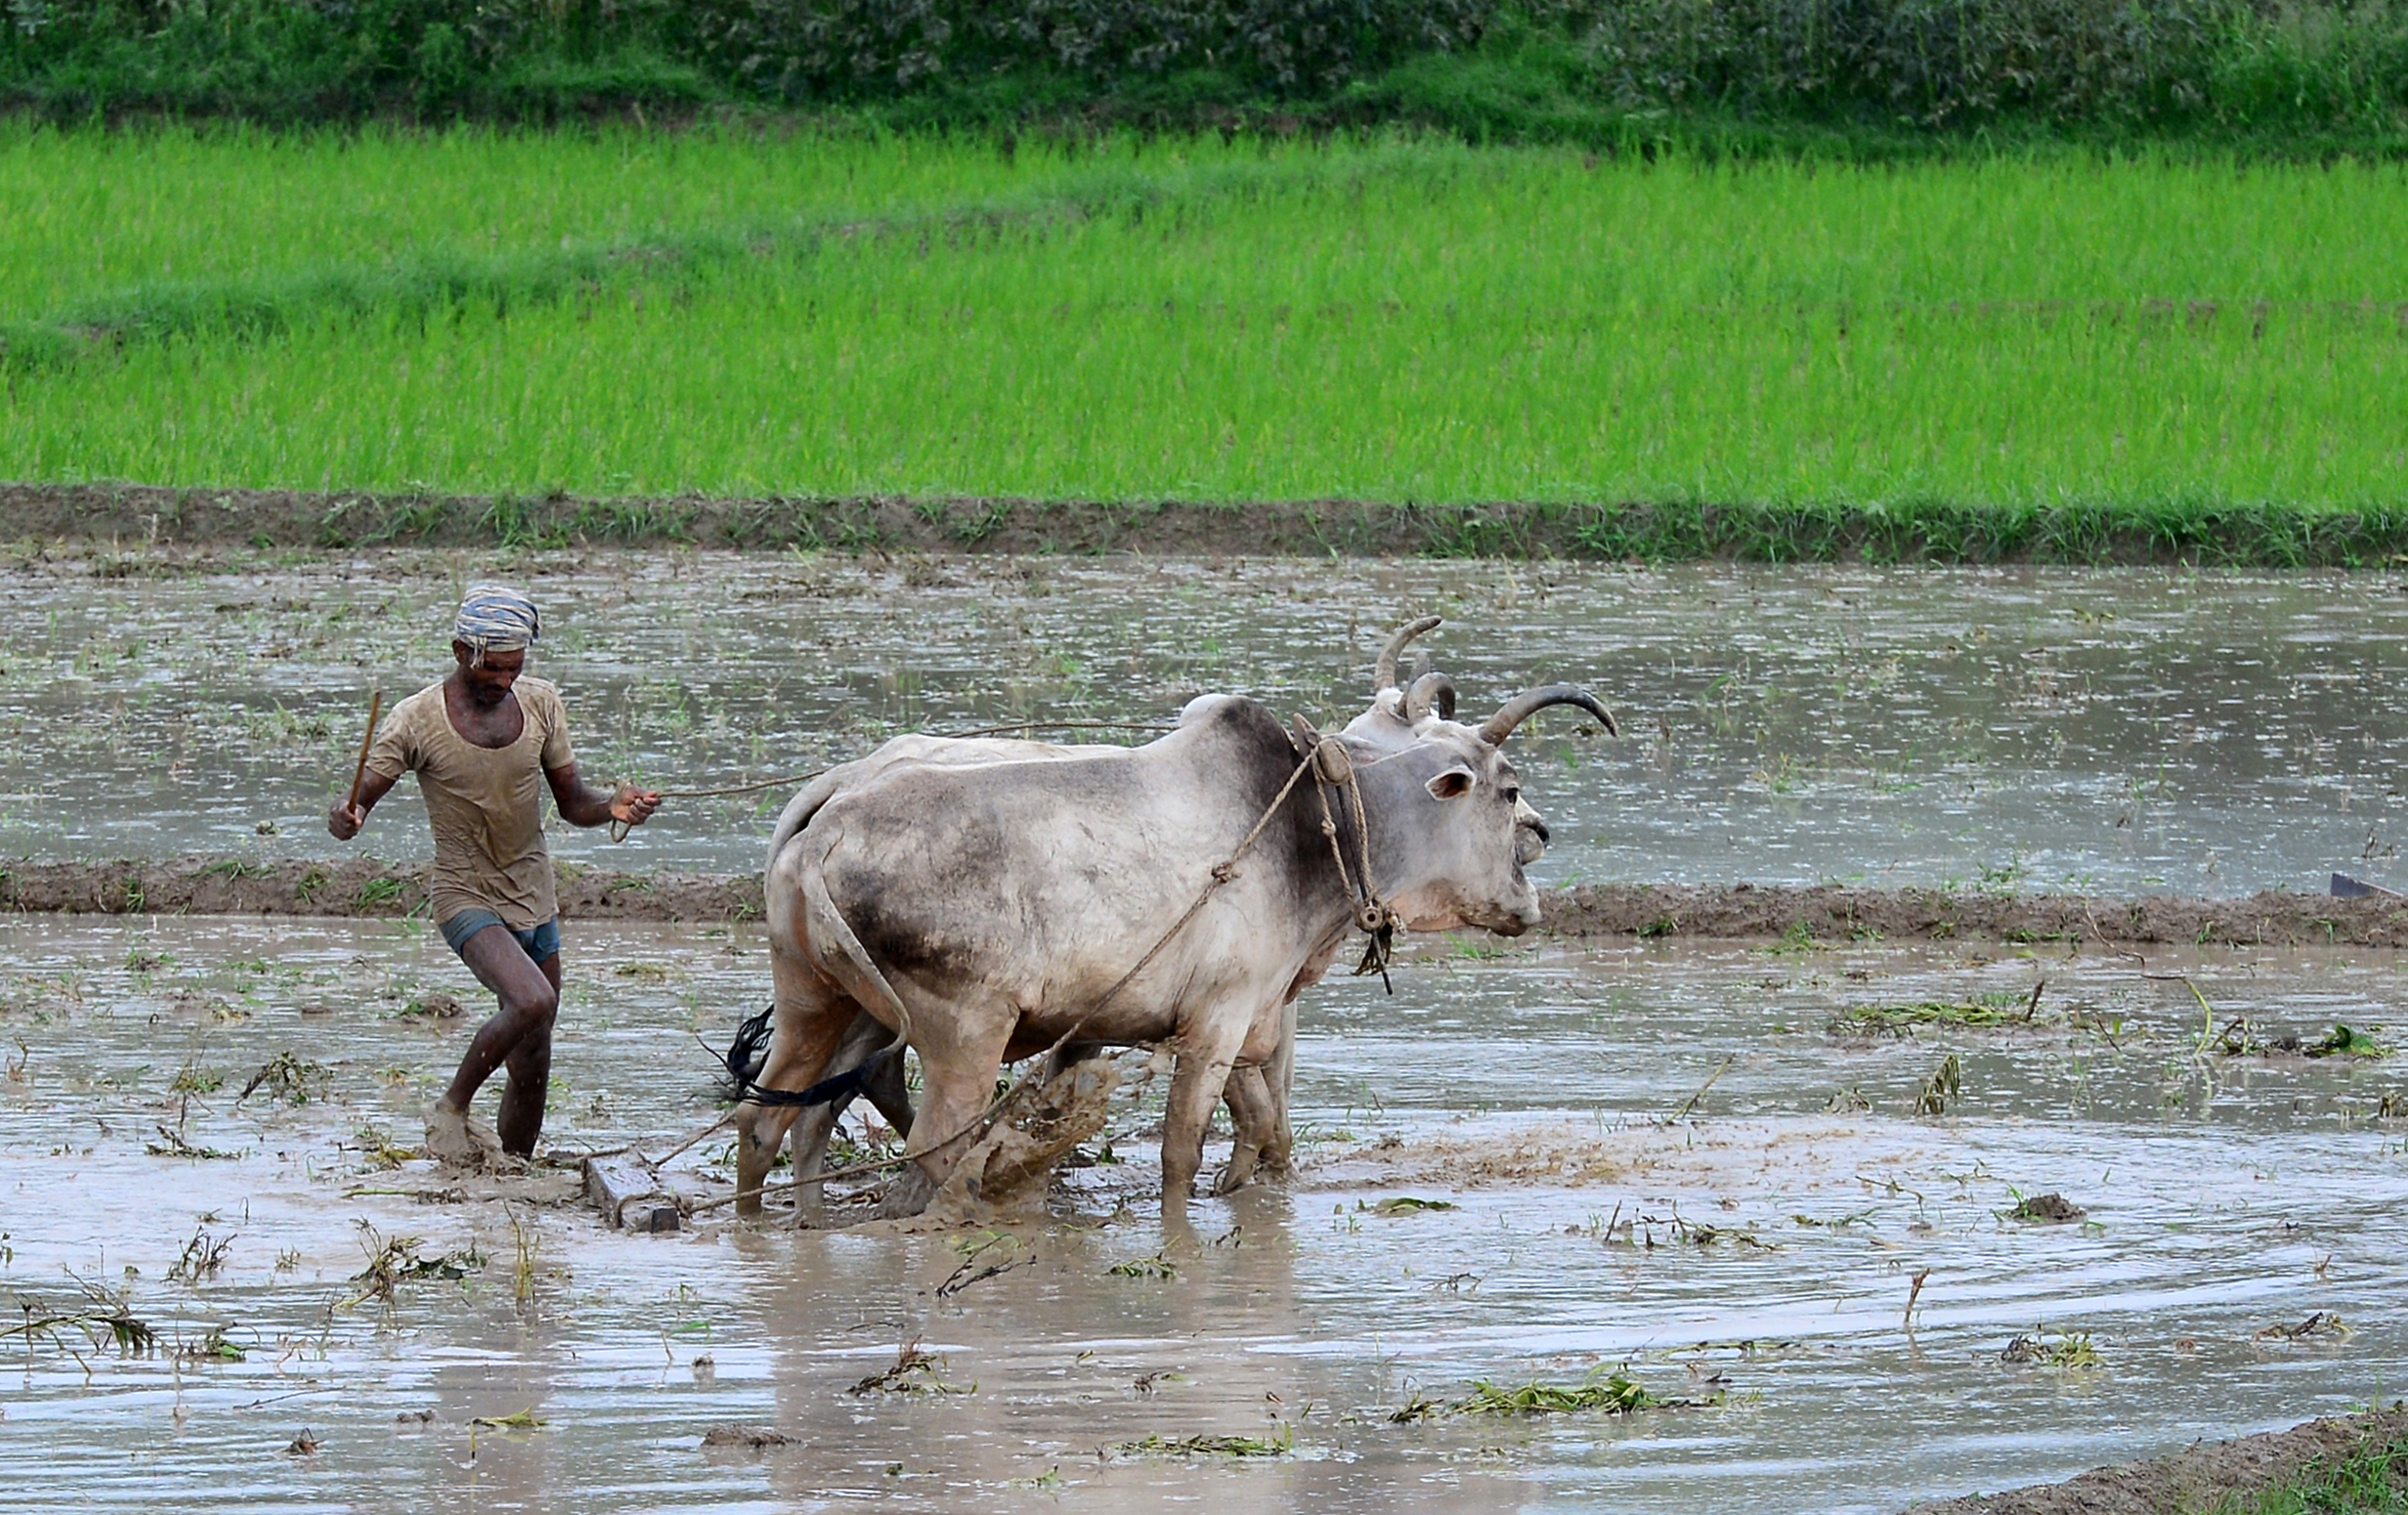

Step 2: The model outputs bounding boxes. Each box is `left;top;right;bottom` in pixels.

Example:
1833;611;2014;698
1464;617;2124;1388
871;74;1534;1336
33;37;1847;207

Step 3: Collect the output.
785;1010;896;1226
1215;1064;1275;1196
735;949;856;1218
898;1012;1016;1214
1161;1020;1249;1224
1260;998;1298;1174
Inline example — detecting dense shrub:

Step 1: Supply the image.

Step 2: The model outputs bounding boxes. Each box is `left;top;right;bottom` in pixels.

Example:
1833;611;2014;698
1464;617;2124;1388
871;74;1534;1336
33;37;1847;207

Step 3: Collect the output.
3;0;2405;133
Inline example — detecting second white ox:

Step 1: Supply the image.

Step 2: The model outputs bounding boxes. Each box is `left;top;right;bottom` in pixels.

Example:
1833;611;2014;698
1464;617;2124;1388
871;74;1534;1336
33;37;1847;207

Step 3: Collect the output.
736;663;1611;1220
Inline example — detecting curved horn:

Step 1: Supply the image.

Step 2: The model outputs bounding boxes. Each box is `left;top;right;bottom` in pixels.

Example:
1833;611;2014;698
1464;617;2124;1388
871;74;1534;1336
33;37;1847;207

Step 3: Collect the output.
1405;671;1456;722
1372;616;1442;693
1478;684;1619;745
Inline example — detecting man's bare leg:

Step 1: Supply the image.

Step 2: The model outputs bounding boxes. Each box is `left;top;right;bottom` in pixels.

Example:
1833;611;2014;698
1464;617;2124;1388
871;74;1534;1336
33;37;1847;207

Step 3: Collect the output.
432;926;561;1163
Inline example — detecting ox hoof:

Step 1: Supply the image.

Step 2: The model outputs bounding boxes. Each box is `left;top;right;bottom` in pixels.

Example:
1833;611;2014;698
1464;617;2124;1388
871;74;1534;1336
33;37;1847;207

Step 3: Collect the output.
873;1165;935;1221
1212;1146;1262;1196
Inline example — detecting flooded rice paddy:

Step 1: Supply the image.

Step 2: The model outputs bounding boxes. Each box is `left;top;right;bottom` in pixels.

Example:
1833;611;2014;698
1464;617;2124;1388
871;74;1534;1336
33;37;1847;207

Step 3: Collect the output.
3;916;2403;1512
6;549;2408;897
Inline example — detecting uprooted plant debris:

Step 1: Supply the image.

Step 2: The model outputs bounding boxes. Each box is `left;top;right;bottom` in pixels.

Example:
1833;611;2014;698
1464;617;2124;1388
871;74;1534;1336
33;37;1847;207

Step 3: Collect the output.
2007;1192;2087;1224
1831;986;2048;1036
343;1224;484;1309
1117;1427;1294;1457
1447;1366;1716;1416
2257;1312;2351;1341
847;1342;971;1396
701;1426;796;1450
238;1050;331;1105
3;1278;160;1357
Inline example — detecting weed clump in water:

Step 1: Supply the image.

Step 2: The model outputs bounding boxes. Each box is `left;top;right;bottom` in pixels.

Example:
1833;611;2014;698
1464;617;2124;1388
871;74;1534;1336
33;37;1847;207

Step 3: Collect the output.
1449;1365;1714;1416
1119;1427;1293;1457
1913;1054;1963;1116
848;1342;971;1396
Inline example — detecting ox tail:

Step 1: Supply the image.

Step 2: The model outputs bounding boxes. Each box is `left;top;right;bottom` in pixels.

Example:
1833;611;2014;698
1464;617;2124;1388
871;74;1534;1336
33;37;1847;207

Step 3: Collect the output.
797;849;918;1083
720;999;897;1109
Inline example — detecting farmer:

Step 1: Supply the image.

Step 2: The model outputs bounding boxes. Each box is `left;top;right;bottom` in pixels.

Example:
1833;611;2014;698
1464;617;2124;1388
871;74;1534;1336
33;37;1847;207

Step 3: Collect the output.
327;584;659;1168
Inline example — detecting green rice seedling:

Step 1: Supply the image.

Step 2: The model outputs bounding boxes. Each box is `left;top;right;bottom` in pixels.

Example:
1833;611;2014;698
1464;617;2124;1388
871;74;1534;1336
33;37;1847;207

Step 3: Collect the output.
7;138;2408;548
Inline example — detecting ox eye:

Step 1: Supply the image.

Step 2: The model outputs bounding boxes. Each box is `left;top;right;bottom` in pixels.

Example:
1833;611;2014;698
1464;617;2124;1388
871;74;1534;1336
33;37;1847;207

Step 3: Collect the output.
1502;787;1522;805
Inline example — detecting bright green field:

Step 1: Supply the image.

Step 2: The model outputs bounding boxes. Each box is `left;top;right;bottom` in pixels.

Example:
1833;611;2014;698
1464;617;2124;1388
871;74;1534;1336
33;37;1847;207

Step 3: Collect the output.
4;125;2406;510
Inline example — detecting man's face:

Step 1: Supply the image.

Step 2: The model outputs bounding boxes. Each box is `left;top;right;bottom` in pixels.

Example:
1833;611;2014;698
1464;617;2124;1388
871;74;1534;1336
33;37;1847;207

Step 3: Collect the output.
452;642;525;709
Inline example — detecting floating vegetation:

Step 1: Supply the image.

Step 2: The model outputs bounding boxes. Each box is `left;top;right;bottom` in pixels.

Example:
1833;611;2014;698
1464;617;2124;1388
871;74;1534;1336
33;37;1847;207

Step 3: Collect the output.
1365;1196;1458;1217
1913;1054;1964;1116
1451;1366;1694;1416
847;1342;971;1396
936;1233;1030;1298
1107;1252;1177;1278
1668;1216;1777;1250
344;1224;484;1309
2006;1191;2087;1224
1831;988;2042;1036
701;1426;795;1450
180;1324;246;1362
2219;1021;2388;1060
469;1407;547;1430
2306;1024;2386;1060
238;1051;330;1105
146;1123;237;1159
1119;1428;1293;1457
399;993;464;1021
2000;1331;2102;1369
2257;1312;2352;1342
166;1059;224;1095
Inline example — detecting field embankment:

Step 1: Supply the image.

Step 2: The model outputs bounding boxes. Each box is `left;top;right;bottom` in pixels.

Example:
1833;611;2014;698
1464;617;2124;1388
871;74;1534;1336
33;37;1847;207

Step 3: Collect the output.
6;131;2406;565
14;856;2407;947
1906;1406;2408;1515
22;481;2408;566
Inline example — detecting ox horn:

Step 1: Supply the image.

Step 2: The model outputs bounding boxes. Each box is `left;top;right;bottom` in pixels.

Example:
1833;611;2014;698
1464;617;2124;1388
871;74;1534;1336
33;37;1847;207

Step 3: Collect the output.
1478;684;1619;745
1404;671;1456;722
1372;616;1442;693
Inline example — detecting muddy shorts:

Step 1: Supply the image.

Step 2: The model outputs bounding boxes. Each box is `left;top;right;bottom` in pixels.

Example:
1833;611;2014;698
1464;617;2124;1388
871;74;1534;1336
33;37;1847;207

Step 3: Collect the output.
438;909;561;966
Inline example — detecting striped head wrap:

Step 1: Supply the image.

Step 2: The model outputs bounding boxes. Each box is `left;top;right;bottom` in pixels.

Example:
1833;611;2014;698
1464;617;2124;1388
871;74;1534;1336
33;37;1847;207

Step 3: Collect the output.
452;584;540;661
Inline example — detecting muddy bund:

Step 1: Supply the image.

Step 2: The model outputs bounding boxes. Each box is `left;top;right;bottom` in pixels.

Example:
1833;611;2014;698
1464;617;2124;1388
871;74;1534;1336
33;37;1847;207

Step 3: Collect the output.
4;545;2407;1512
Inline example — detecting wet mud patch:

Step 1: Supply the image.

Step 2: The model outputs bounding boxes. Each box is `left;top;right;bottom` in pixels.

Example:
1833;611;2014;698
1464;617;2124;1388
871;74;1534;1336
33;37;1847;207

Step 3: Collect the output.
6;918;2407;1514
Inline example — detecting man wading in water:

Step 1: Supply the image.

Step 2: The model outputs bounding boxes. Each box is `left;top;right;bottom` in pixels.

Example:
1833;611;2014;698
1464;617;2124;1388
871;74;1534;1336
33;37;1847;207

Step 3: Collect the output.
327;585;660;1167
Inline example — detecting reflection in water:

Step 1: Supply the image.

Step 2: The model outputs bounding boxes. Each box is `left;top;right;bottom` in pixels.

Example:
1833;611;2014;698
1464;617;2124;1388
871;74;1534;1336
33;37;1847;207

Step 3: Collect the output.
2;919;2402;1512
4;553;2405;896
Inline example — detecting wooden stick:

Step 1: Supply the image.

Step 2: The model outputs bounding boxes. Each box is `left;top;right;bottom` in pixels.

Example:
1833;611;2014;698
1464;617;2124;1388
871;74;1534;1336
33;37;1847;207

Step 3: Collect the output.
346;689;384;812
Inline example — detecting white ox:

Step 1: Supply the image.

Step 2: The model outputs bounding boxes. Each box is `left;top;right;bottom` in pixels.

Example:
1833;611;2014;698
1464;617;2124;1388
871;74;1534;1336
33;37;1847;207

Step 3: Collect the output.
734;628;1612;1220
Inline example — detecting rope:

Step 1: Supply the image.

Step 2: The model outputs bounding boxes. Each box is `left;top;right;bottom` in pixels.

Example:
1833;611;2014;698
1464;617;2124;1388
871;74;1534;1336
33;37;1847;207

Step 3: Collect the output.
606;719;1180;841
689;728;1391;1216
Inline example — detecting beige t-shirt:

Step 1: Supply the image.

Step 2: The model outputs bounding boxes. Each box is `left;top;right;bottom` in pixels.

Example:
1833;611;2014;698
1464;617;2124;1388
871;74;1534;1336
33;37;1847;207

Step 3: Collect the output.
366;677;575;930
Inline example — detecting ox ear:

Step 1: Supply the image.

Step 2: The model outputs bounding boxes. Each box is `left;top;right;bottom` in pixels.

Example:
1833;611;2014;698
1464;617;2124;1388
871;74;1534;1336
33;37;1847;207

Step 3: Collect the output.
1425;766;1476;801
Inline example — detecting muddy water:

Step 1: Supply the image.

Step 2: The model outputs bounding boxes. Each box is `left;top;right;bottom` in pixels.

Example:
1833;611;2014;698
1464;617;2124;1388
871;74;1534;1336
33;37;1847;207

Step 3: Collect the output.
5;551;2407;897
3;918;2402;1512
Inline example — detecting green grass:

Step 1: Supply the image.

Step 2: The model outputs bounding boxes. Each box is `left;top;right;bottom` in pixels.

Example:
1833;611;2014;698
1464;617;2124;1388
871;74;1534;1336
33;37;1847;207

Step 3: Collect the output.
2217;1422;2408;1514
5;129;2407;545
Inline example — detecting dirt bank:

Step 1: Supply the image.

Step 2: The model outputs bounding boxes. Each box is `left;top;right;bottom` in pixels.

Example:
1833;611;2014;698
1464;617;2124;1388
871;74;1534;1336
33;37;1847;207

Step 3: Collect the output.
1907;1406;2408;1514
7;858;2404;945
12;480;2408;565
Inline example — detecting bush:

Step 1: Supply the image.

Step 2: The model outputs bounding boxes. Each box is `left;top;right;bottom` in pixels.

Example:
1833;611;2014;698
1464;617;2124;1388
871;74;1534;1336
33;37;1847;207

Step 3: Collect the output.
3;0;2405;135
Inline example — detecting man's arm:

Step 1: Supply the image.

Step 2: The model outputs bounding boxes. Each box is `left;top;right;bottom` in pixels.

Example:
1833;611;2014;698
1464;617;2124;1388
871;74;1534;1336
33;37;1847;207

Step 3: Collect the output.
328;768;398;841
546;762;660;831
